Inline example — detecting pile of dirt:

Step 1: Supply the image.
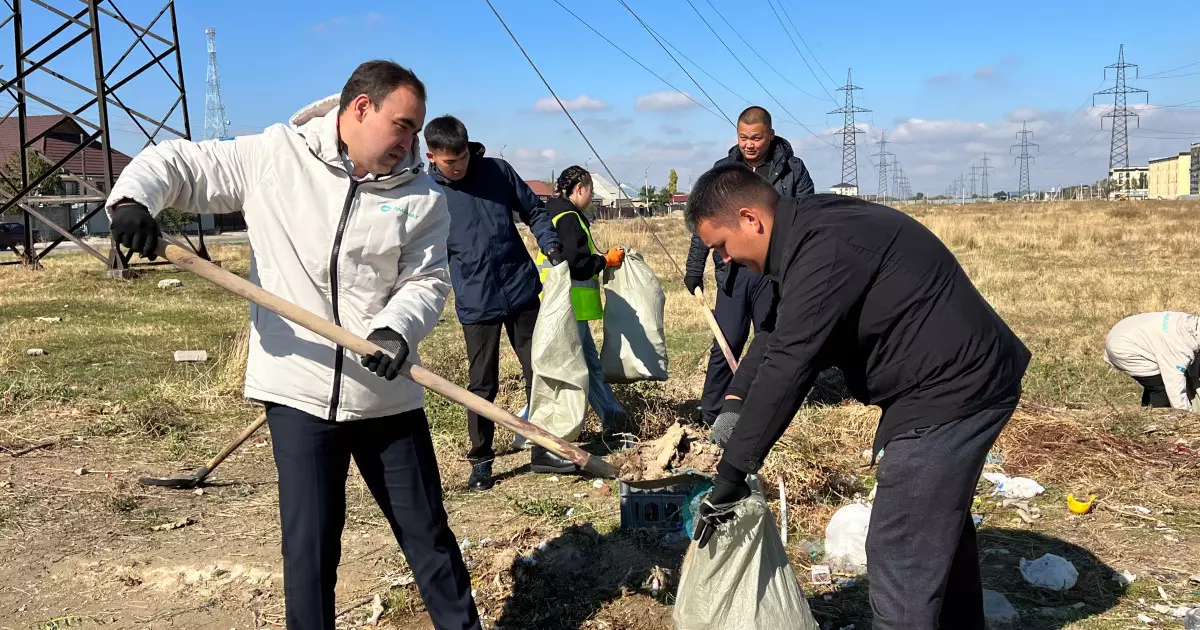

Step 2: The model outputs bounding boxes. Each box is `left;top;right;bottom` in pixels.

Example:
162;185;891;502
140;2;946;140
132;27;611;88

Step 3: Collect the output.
613;423;721;482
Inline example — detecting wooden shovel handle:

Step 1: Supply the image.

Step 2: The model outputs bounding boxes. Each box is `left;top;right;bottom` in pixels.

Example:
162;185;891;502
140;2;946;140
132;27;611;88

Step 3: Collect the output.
694;288;738;372
156;240;618;479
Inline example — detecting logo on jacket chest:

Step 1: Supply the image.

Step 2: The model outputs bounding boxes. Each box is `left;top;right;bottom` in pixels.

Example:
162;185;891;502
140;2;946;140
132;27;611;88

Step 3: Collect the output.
380;203;418;219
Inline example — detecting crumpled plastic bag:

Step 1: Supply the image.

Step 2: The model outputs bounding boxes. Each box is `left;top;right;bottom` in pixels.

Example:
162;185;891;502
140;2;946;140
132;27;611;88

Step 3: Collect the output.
982;472;1045;499
527;263;590;441
1019;553;1078;590
824;502;872;574
600;249;668;383
674;491;818;630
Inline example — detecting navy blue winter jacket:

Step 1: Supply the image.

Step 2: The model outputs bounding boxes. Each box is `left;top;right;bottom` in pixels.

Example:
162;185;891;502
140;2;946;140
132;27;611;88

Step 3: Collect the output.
430;143;561;325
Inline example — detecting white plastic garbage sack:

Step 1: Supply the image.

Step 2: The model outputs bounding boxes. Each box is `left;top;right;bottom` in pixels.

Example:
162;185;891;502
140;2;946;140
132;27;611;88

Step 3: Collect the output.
824;502;872;574
673;492;818;630
527;263;590;442
1019;553;1078;591
600;249;668;383
982;473;1045;499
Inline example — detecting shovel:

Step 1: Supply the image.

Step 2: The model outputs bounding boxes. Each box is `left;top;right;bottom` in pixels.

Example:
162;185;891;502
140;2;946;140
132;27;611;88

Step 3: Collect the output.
138;412;266;488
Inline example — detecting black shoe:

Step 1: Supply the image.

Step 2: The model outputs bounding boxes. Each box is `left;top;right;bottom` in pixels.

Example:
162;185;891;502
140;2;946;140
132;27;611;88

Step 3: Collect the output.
531;446;579;474
467;461;494;491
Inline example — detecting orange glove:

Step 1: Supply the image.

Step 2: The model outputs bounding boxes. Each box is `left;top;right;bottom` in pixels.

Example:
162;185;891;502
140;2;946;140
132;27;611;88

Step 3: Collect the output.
604;247;625;268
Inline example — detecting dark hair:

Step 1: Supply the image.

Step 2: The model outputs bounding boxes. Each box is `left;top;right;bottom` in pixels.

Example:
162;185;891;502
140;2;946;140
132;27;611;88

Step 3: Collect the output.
338;60;427;114
737;106;772;129
555;165;592;198
424;115;469;154
685;163;779;233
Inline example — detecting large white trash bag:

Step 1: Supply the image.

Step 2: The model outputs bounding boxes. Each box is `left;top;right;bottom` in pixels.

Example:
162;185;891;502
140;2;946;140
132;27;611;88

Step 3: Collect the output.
527;263;590;442
824;502;871;574
673;492;818;630
600;249;669;383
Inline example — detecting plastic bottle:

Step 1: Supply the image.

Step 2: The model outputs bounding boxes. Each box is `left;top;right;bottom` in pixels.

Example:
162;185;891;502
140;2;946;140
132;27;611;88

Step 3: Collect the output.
1184;608;1200;630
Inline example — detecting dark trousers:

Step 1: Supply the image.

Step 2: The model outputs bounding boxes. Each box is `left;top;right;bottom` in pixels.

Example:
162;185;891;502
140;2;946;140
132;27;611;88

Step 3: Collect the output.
1134;360;1198;408
266;404;480;630
866;395;1018;630
700;269;777;422
462;301;538;462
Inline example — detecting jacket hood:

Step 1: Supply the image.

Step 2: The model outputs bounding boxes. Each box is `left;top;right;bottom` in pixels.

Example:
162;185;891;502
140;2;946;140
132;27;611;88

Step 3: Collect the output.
288;94;424;185
725;136;797;167
469;141;486;157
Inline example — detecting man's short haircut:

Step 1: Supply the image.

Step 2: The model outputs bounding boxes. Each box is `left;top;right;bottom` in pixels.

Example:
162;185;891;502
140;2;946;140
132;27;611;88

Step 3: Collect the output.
737;106;772;129
338;60;427;114
685;163;780;233
424;115;469;154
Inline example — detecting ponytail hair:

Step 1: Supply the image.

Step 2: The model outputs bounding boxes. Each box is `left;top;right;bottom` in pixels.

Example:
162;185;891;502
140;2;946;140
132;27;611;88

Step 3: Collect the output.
555;165;592;198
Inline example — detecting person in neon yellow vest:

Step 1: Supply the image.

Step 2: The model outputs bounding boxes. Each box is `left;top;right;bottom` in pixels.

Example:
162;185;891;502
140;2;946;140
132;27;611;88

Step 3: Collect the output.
526;165;628;473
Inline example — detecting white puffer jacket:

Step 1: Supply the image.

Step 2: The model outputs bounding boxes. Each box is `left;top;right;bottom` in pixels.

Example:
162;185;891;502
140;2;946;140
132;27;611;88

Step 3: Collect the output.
1104;311;1200;411
106;95;451;422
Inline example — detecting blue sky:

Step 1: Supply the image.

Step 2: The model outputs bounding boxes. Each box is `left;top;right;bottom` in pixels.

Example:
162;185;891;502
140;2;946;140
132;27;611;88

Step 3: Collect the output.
3;0;1199;195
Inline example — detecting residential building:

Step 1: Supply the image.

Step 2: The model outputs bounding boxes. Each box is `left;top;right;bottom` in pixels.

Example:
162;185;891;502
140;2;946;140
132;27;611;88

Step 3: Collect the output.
1109;165;1149;193
830;183;858;196
523;179;553;201
1148;152;1192;199
1192;143;1200;195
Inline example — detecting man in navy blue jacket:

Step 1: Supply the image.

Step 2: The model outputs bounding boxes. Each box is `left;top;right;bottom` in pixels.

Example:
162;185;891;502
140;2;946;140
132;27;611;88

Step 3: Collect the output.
425;115;562;491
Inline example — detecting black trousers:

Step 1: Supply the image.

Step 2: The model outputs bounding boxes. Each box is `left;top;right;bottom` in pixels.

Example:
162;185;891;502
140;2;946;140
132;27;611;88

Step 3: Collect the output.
266;403;480;630
700;269;777;422
462;300;538;462
1133;360;1199;408
866;394;1018;630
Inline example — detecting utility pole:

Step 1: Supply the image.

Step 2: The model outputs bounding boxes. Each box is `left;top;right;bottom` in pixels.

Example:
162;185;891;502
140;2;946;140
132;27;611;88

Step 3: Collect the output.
873;132;893;201
204;28;228;140
1094;44;1148;172
979;153;993;198
830;69;870;193
1011;121;1038;201
968;164;979;198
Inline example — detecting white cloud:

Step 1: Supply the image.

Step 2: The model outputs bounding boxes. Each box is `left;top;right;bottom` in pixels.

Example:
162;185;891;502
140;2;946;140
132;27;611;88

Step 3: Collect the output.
635;91;698;111
973;65;997;79
312;16;347;33
534;94;608;114
363;11;387;26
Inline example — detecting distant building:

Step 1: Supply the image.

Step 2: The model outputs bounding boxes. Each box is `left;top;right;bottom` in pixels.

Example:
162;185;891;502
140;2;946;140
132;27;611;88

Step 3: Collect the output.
1149;153;1192;199
524;179;553;201
1192;143;1200;195
1109;165;1149;193
587;172;635;209
830;183;858;196
670;193;689;204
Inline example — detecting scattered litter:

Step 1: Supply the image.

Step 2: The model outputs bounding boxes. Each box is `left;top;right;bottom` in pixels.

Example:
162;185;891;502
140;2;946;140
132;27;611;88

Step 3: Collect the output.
1190;575;1200;585
985;452;1005;465
193;488;204;496
1160;586;1173;603
659;531;689;546
151;517;196;532
158;279;183;289
1001;499;1042;523
861;449;872;462
549;476;559;483
1019;553;1078;590
573;493;586;499
610;423;721;481
366;594;385;625
1138;613;1156;625
972;514;984;526
1131;505;1153;515
643;566;669;597
810;565;832;585
479;538;494;546
460;539;475;551
35;316;61;323
1183;608;1200;629
799;539;823;559
1067;493;1096;515
565;507;575;518
173;350;208;362
982;473;1045;499
983;589;1019;625
73;467;86;476
593;479;606;489
825;503;871;574
25;348;46;356
1114;570;1138;586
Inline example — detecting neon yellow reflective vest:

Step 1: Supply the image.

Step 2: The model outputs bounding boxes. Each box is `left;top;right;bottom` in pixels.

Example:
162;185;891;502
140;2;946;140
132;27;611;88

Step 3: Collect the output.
536;210;603;321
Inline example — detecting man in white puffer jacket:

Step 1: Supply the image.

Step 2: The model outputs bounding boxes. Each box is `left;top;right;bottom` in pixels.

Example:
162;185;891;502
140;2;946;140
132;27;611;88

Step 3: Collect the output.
1104;311;1200;412
105;61;480;630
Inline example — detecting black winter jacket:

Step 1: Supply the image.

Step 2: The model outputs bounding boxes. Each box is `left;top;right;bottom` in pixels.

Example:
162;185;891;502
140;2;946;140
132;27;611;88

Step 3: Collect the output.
430;142;560;325
720;194;1030;479
685;136;815;293
544;198;607;282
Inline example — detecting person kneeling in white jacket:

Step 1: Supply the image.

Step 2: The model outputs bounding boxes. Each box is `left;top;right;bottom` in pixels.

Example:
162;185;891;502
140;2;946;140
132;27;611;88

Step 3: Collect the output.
1104;311;1200;413
105;60;480;630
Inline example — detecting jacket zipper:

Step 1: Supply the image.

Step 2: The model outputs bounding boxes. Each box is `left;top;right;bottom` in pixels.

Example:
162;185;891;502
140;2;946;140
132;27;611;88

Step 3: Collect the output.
327;180;361;422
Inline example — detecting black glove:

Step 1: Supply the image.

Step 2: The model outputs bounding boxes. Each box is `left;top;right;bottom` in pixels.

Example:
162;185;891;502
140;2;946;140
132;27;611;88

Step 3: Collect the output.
361;329;409;380
110;202;160;260
694;461;752;549
709;398;743;447
547;247;565;265
684;274;704;295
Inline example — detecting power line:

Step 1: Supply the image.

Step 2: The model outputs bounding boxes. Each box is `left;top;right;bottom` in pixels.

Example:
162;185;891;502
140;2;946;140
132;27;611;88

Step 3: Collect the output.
829;68;869;188
979;153;993;197
204;28;228;140
759;0;837;102
1011;121;1038;199
1093;44;1148;171
775;0;839;89
682;0;837;148
1138;59;1200;79
1138;70;1200;80
615;0;735;126
872;131;893;200
700;0;828;102
551;0;727;124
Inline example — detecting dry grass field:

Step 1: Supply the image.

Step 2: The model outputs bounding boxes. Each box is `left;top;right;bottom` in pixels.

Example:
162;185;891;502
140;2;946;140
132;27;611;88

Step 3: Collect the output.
2;199;1200;629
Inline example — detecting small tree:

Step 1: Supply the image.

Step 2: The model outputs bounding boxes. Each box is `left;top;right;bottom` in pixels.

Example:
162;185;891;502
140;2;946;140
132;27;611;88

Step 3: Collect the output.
667;169;679;196
638;184;657;201
1;150;63;214
157;207;196;234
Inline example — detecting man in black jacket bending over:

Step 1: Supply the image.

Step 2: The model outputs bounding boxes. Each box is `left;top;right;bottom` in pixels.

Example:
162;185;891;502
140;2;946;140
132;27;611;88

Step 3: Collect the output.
688;164;1030;630
684;106;815;427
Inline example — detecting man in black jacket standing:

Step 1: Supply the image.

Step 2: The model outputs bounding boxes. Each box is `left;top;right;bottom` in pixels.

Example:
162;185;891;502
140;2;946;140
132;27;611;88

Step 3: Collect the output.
425;115;562;491
687;164;1030;630
684;106;815;426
